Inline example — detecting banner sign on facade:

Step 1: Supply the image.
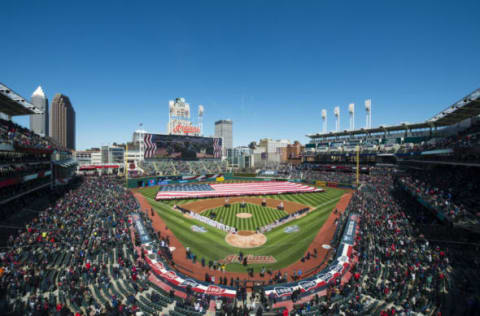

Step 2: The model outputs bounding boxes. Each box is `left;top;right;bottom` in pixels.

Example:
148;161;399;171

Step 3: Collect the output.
263;213;359;299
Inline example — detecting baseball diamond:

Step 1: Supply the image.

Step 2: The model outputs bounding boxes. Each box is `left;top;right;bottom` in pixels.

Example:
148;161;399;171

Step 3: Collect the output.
138;183;346;272
201;203;288;231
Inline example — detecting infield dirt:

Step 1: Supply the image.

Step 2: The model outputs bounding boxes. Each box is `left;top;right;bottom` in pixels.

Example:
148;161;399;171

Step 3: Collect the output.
225;231;267;248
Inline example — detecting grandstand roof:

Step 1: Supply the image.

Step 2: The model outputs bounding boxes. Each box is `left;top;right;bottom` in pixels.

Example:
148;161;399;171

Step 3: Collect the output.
52;158;78;168
308;88;480;139
428;88;480;126
0;82;42;116
307;122;432;139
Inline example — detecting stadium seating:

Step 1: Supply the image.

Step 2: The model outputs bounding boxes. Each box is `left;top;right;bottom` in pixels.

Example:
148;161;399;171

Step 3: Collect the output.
0;178;154;315
0;118;65;152
0;120;67;224
274;174;451;315
138;159;228;177
3;170;480;315
286;164;370;184
304;119;480;163
159;183;214;192
398;166;480;226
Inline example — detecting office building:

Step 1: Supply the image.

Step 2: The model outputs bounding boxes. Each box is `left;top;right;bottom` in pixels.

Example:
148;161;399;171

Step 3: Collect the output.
50;93;75;150
258;138;290;153
227;146;252;168
214;119;233;156
29;86;49;137
101;145;125;164
74;150;93;166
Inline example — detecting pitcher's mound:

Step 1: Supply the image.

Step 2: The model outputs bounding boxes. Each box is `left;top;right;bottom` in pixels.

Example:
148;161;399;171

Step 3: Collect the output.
226;231;267;248
236;213;252;219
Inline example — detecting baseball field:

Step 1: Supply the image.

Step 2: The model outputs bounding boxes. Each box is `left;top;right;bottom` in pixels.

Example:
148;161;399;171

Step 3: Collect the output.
138;183;345;273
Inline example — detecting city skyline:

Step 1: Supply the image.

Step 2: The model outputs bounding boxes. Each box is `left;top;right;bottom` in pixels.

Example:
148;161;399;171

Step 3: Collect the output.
2;1;479;150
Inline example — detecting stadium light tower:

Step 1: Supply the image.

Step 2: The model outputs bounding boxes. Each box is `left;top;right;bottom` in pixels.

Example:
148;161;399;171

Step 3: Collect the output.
198;105;204;136
334;106;340;132
321;109;327;133
349;103;355;131
365;99;372;129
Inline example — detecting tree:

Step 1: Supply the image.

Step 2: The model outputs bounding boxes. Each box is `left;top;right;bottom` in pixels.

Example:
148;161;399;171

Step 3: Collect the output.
248;141;257;150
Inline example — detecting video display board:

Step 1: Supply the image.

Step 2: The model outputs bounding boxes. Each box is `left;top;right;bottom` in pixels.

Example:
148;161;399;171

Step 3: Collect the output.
144;134;222;159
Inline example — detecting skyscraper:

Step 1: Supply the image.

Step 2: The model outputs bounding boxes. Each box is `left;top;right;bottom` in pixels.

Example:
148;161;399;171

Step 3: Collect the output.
50;93;75;150
214;119;233;157
29;86;49;137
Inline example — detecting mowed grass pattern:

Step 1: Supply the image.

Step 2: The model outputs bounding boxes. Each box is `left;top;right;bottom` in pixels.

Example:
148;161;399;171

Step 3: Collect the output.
137;185;347;272
201;204;287;231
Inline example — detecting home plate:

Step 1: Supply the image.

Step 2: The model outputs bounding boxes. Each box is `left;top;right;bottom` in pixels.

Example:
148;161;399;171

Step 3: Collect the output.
322;244;331;249
169;247;176;252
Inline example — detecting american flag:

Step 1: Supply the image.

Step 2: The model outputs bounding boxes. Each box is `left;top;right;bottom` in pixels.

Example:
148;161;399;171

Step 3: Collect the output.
155;181;323;200
144;134;157;158
213;138;222;158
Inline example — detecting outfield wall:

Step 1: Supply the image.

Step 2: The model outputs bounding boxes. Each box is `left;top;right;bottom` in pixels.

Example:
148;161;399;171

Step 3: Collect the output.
127;174;281;188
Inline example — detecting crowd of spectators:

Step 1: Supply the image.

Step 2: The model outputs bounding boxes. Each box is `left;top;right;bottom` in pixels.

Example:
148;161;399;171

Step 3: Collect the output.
0;161;50;180
0;177;157;315
0;119;67;152
0;119;72;225
0;151;53;222
347;177;450;314
398;166;480;226
1;161;478;315
407;120;480;158
212;173;459;315
138;160;228;178
302;120;480;163
271;174;452;315
0;177;50;204
286;165;371;184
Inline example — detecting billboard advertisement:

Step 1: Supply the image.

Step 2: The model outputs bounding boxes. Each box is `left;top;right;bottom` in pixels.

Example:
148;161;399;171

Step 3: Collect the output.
315;180;327;187
144;134;222;159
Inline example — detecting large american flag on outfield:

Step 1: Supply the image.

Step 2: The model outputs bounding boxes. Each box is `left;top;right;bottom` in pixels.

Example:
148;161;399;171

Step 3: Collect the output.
155;181;323;200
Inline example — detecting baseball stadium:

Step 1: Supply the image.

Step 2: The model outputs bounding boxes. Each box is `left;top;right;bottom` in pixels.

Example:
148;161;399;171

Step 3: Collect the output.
3;1;480;312
2;75;480;316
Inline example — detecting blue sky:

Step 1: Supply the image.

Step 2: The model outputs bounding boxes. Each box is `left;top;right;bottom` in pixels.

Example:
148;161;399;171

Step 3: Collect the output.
2;0;479;150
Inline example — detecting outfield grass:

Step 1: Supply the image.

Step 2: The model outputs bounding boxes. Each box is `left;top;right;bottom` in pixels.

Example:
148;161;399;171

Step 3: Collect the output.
138;186;345;272
201;204;288;231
